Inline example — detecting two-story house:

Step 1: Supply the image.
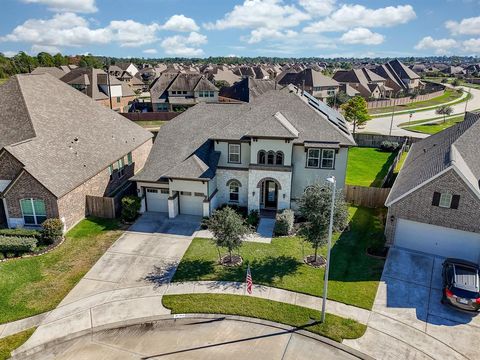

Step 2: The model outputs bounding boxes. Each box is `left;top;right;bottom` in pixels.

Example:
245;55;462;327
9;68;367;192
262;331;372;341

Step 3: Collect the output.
333;68;393;99
132;86;355;218
278;68;340;102
150;72;219;112
372;59;422;94
385;112;480;263
0;74;152;230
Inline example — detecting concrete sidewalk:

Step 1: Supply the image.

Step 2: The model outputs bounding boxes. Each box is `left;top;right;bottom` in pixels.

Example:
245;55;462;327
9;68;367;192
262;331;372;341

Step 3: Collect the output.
0;312;50;340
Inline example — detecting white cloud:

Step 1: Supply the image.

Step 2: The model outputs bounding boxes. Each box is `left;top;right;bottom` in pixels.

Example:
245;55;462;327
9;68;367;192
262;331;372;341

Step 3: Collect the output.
299;0;336;17
414;36;458;54
0;13;160;49
161;31;207;57
304;4;416;33
246;28;297;44
143;48;158;54
340;27;384;45
31;44;60;53
162;14;199;32
446;16;480;36
108;20;160;47
2;51;18;57
22;0;97;13
463;38;480;53
204;0;310;30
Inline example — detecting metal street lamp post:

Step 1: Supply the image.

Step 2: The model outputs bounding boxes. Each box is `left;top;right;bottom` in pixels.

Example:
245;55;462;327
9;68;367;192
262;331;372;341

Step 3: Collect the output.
321;176;336;323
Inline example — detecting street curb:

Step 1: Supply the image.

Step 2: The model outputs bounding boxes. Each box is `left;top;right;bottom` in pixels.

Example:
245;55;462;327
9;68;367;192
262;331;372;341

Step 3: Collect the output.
11;314;373;360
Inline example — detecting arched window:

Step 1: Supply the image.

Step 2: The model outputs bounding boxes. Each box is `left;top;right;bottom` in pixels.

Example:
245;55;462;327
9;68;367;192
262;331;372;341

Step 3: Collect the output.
228;180;241;202
267;151;275;165
275;151;284;165
257;150;266;164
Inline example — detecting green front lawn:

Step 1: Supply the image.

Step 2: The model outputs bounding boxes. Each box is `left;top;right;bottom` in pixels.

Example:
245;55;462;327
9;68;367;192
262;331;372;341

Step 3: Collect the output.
368;88;464;115
404;115;465;135
173;206;385;310
0;328;35;360
0;218;124;324
163;294;366;342
346;147;396;187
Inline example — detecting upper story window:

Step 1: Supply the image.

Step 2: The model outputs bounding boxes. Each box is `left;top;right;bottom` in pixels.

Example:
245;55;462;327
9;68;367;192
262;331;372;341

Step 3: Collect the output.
228;143;241;163
127;152;133;165
306;148;335;169
432;191;460;209
257;150;284;166
199;90;215;98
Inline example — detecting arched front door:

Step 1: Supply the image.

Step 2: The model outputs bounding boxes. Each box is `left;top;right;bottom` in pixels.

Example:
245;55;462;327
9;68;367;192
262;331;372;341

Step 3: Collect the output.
258;178;280;210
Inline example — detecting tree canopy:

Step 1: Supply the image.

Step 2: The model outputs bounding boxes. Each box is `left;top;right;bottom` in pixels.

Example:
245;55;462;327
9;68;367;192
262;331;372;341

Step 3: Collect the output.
341;96;370;135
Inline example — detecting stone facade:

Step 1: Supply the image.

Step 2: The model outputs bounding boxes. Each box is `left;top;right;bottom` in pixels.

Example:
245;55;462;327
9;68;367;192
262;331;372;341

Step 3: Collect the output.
385;169;480;245
216;168;250;207
4;171;59;228
0;151;23;180
247;168;292;212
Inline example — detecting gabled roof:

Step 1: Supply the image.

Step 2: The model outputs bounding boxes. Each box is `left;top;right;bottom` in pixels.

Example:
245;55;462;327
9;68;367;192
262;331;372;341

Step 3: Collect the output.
0;74;152;198
149;72;180;100
194;76;218;91
133;86;355;183
60;68;123;101
386;112;480;206
219;77;277;103
31;66;68;79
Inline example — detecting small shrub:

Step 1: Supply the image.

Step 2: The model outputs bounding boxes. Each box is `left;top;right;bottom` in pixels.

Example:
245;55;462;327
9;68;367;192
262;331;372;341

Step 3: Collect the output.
247;210;259;228
41;218;64;245
0;228;41;239
0;236;37;255
274;209;295;236
380;141;400;152
200;217;209;230
217;204;248;218
0;253;4;260
121;195;141;222
6;252;16;258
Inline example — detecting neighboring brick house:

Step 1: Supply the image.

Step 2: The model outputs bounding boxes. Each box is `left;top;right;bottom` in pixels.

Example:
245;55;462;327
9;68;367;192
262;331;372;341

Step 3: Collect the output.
0;74;153;231
132;85;355;219
60;68;136;112
385;112;480;263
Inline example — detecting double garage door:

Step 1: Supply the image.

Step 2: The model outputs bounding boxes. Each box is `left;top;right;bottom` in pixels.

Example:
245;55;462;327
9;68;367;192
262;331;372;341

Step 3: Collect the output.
145;188;203;216
394;219;480;263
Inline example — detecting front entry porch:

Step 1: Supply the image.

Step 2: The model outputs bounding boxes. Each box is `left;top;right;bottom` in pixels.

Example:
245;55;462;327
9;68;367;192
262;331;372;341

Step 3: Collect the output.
259;179;278;211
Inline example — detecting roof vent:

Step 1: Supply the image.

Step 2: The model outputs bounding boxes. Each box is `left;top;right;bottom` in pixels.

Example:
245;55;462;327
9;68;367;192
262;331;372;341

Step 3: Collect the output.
74;137;79;142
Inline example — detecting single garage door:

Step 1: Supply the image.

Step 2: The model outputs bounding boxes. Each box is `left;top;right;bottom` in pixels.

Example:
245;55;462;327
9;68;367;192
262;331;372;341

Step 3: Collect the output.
145;188;169;213
179;191;204;216
394;219;480;262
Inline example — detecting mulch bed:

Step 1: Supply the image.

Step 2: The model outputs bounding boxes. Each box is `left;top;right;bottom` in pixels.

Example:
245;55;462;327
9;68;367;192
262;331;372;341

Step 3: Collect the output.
0;237;65;263
219;254;243;267
304;254;326;268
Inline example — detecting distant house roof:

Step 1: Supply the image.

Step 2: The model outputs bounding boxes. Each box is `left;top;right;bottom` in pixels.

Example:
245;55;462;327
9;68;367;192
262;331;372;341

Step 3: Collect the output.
30;66;69;79
386;112;480;206
278;68;339;88
219;77;277;103
133;85;355;183
0;74;152;198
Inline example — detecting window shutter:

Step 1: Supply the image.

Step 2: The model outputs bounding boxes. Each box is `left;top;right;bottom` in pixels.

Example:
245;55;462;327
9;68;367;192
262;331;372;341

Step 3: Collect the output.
432;192;441;206
450;195;460;209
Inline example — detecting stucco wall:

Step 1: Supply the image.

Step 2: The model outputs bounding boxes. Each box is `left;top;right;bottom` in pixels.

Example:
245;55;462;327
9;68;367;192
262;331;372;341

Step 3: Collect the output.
216;168;249;207
291;146;348;200
250;139;293;166
215;141;251;168
247;169;292;212
169;179;208;196
385;169;480;245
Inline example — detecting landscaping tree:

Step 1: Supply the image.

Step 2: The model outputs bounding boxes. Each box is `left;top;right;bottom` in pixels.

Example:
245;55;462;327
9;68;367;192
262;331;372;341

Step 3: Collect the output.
205;206;251;265
435;105;454;123
451;78;461;87
298;183;349;265
326;91;350;109
341;96;370;136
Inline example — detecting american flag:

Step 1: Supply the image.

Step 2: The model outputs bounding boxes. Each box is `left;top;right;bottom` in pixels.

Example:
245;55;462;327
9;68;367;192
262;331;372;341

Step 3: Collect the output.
246;265;253;294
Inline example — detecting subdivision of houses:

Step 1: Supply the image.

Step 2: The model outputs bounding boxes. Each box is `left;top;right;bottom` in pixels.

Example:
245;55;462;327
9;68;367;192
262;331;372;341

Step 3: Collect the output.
277;68;340;101
333;68;393;99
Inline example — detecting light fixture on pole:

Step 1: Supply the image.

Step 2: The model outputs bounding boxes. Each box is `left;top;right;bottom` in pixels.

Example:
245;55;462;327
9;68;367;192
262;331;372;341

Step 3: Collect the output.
321;176;336;323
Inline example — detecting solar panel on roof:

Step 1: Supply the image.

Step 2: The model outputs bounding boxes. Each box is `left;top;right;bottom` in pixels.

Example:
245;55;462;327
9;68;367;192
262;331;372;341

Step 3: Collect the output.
304;91;351;135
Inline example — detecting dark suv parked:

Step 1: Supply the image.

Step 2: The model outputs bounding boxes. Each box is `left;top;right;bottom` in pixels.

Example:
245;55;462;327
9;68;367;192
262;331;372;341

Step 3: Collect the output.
442;258;480;312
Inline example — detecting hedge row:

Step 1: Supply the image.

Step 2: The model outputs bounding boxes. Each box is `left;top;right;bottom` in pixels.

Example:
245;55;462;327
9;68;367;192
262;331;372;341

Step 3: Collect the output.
0;236;37;254
0;228;41;239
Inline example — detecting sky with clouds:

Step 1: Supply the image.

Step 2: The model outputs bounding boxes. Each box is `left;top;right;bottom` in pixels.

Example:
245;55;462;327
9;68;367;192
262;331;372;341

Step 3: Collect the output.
0;0;479;58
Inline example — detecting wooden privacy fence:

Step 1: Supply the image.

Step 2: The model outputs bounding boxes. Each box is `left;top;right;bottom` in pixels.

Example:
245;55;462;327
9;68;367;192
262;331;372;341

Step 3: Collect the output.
380;141;408;188
344;185;391;208
366;89;444;109
86;195;116;219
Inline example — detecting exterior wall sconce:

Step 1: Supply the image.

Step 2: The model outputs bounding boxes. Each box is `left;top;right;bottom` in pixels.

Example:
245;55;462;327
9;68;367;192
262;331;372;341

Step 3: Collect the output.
390;215;395;222
252;191;255;197
283;193;286;199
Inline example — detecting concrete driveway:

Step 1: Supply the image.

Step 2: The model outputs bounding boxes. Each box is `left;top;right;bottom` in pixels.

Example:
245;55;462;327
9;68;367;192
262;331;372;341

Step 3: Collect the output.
345;248;480;360
20;316;368;360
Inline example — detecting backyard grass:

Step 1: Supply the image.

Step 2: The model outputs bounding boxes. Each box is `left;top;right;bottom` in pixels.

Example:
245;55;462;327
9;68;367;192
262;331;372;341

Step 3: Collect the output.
425;77;480;90
393;151;408;174
346;147;396;187
0;218;124;324
0;79;7;85
173;206;386;310
0;328;35;360
163;294;366;342
368;88;464;115
135;120;166;128
404;115;465;135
